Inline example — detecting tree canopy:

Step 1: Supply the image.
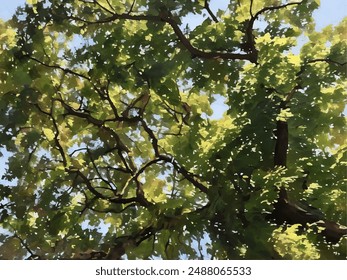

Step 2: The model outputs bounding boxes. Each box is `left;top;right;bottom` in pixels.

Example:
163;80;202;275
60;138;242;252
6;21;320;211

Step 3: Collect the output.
0;0;346;260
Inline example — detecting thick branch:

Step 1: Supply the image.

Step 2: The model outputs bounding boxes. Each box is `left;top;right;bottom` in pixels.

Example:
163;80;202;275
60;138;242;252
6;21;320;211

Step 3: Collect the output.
274;120;288;167
160;12;254;61
68;12;255;62
245;1;303;60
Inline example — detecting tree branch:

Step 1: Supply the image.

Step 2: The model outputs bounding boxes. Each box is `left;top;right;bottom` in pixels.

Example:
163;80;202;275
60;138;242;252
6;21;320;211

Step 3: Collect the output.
307;58;347;67
248;0;304;36
159;155;209;194
244;1;303;60
27;56;90;81
68;12;256;62
94;0;114;15
71;169;139;205
57;98;104;126
204;0;219;23
284;57;346;103
14;233;41;260
249;0;254;18
137;115;209;194
127;0;136;14
271;92;347;243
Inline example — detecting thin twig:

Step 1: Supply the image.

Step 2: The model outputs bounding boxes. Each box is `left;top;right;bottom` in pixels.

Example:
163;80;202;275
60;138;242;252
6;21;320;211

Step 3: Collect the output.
204;0;219;23
127;0;136;14
249;0;254;18
14;233;39;259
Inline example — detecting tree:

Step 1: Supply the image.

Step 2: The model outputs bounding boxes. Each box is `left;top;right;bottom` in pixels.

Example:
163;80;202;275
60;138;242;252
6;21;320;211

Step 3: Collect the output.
0;0;346;260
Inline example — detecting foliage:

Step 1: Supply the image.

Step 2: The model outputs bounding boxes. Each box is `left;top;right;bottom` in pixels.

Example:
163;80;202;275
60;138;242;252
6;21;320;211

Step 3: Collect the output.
0;0;346;259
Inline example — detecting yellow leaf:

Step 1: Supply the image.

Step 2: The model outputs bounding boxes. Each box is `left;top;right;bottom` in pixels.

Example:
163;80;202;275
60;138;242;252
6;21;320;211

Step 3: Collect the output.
43;128;55;141
256;33;272;45
26;0;38;5
28;211;39;227
287;54;301;67
44;35;52;44
276;108;294;121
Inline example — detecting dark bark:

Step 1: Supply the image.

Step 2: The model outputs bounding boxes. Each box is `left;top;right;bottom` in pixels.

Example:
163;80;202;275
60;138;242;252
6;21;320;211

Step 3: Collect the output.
274;120;288;167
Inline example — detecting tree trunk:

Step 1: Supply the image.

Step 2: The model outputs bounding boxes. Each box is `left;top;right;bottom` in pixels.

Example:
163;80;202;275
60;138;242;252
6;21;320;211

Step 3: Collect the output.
270;119;347;243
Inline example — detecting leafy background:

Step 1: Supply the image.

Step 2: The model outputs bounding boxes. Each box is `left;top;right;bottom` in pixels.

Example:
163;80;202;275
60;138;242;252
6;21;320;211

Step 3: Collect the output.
0;0;346;260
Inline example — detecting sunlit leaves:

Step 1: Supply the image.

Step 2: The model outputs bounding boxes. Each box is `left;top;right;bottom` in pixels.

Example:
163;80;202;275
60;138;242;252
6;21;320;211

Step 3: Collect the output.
272;224;320;260
276;108;294;122
42;128;55;142
26;0;39;5
0;20;16;49
143;178;167;203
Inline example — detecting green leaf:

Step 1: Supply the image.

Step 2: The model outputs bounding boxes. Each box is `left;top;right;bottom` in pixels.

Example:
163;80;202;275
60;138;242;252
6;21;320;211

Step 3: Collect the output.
155;79;181;106
48;212;67;235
